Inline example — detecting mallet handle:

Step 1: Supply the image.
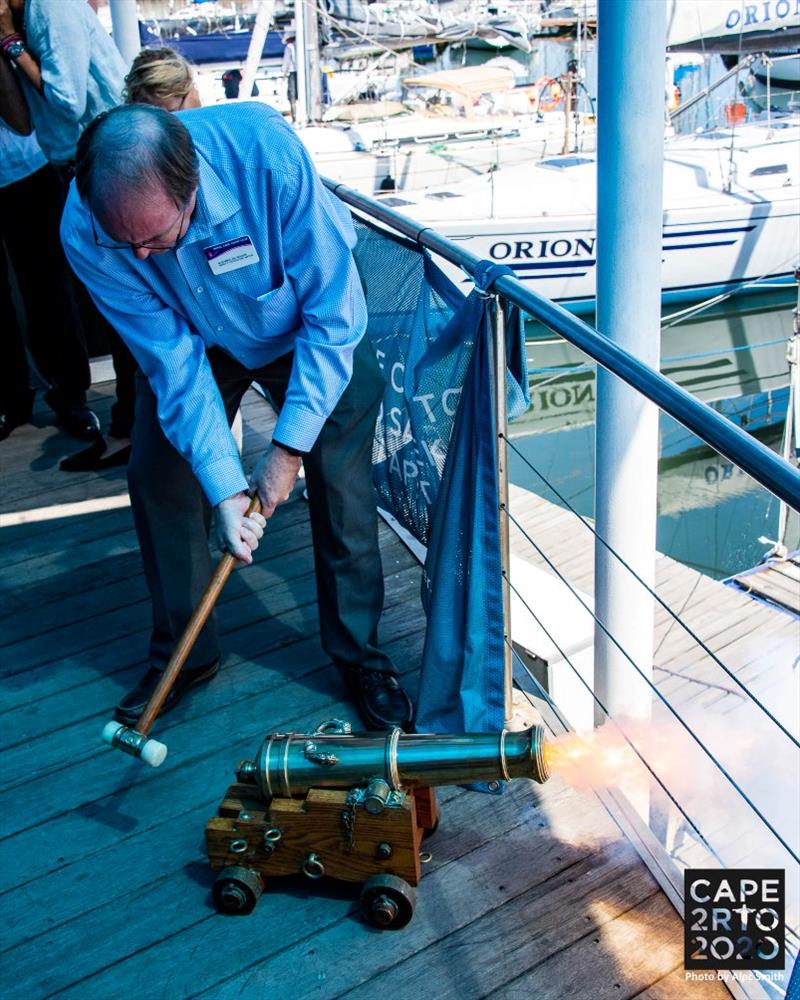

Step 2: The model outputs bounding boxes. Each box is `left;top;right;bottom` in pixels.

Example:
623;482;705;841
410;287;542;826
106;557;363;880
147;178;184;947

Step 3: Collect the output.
136;494;262;735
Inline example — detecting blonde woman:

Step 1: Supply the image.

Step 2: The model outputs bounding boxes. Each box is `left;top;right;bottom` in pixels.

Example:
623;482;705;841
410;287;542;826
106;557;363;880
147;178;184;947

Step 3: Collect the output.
124;47;201;111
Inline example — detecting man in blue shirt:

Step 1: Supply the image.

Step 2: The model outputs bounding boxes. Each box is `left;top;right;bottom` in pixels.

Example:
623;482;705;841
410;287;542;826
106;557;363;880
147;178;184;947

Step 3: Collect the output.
61;102;413;730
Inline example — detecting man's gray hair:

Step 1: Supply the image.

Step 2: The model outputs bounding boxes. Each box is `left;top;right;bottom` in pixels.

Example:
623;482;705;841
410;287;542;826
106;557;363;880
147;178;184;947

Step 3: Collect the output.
76;104;199;213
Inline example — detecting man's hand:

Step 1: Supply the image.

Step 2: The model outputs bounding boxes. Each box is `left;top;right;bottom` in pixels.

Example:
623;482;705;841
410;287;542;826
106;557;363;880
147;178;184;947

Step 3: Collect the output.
251;442;302;520
216;492;267;565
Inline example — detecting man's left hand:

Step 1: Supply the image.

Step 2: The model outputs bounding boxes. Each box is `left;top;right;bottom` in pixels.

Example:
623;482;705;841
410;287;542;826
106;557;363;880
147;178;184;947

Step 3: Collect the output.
251;442;302;519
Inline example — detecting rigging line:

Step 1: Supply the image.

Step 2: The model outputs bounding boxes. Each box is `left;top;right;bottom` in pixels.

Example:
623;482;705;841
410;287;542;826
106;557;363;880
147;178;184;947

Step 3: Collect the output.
660;253;799;329
504;435;800;752
661;338;789;363
527;336;789;379
502;612;725;866
313;0;429;73
503;505;800;866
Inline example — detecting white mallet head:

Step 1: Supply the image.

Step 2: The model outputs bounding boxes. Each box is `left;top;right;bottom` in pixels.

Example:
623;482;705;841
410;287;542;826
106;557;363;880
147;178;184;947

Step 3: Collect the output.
102;721;168;767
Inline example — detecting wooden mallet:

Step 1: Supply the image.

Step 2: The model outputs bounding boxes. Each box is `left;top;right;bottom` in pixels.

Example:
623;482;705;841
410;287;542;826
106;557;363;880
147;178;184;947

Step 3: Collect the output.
102;495;262;767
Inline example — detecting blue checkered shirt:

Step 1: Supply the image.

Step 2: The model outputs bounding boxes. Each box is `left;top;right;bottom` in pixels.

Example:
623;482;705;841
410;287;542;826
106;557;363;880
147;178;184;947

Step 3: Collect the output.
61;103;367;506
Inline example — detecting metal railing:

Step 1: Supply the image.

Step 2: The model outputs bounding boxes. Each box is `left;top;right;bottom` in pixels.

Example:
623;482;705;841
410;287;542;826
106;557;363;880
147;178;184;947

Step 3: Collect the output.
325;177;800;514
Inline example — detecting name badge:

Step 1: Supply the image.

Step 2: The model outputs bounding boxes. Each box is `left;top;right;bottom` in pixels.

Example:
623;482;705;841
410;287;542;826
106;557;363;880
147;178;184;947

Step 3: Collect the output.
203;236;260;275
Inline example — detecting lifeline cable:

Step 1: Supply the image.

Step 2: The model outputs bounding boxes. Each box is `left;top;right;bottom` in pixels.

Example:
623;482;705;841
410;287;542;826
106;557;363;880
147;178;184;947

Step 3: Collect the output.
502;627;725;868
507;636;800;951
504;434;800;751
502;504;800;866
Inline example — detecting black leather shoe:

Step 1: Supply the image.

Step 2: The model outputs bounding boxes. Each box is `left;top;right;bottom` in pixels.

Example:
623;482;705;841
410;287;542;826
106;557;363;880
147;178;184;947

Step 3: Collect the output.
48;396;101;441
45;389;100;441
114;659;220;726
346;668;413;730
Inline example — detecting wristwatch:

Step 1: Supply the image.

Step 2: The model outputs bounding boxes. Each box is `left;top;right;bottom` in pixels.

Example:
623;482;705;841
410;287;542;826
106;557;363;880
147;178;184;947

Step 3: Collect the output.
272;439;305;458
1;33;26;60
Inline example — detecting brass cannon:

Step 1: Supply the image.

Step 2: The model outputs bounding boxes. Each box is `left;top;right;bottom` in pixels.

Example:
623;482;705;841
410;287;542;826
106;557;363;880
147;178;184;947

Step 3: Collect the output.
205;720;550;929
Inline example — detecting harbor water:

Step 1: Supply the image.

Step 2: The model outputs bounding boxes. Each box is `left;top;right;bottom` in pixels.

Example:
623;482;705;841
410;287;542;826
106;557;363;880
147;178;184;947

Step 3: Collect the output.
509;289;799;579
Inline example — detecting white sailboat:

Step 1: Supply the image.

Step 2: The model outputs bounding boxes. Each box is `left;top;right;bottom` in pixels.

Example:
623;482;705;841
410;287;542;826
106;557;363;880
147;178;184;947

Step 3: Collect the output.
298;62;595;193
377;116;800;312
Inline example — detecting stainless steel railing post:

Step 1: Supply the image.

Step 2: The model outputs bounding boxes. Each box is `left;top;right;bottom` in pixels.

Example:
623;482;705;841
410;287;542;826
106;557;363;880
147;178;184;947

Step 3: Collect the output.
491;295;513;728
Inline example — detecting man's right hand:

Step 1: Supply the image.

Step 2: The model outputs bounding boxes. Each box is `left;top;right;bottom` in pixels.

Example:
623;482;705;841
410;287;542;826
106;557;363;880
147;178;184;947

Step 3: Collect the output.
216;492;266;565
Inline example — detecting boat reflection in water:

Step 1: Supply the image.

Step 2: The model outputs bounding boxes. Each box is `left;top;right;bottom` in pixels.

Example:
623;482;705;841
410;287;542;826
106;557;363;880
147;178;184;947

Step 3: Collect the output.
509;291;798;578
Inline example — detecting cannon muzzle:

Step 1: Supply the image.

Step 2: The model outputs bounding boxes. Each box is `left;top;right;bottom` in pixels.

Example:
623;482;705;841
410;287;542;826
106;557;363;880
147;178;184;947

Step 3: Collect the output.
237;722;550;799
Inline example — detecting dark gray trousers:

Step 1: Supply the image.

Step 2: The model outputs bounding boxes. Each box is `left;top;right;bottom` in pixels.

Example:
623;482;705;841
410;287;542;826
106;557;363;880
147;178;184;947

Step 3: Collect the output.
127;334;396;678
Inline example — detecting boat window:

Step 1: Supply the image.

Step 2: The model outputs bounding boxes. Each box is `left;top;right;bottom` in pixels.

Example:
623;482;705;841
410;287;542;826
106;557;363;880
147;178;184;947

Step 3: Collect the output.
426;191;462;199
538;156;594;169
749;164;788;177
379;197;414;207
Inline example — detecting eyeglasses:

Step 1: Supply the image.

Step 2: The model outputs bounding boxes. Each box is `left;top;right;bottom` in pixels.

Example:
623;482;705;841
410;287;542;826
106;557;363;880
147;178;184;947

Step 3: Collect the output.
90;202;189;252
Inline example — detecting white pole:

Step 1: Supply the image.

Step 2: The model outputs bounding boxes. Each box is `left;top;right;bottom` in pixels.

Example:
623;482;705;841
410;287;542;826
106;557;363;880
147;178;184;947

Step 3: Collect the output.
241;0;275;103
295;0;309;127
594;0;666;727
305;0;322;122
108;0;140;68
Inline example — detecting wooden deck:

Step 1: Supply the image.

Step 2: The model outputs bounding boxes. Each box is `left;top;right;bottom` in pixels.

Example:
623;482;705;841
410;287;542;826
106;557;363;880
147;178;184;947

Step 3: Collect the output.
0;380;728;1000
726;552;800;618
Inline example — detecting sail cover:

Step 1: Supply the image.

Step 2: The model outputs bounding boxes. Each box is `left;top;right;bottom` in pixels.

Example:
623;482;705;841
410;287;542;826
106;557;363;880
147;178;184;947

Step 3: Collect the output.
350;215;528;735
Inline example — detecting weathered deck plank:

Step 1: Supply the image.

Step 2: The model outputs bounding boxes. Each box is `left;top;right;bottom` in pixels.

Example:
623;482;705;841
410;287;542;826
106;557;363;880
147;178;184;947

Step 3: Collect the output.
0;382;724;999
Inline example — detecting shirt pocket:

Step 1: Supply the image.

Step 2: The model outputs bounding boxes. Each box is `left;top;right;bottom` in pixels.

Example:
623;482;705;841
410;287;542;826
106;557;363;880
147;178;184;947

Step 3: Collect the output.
238;276;300;337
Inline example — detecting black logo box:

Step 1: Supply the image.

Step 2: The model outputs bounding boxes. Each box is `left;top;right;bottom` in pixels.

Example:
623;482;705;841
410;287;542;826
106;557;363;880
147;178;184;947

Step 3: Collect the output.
684;869;785;971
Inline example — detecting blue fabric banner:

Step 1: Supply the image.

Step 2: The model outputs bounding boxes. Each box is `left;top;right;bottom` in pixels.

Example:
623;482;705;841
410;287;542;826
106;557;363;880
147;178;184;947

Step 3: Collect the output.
352;218;529;736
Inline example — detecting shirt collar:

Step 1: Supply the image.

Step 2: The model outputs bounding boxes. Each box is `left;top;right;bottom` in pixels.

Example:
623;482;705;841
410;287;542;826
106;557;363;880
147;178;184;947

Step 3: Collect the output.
182;152;241;244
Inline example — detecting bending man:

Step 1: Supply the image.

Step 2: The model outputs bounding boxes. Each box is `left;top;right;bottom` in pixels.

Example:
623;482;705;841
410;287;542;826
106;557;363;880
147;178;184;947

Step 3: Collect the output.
61;102;412;731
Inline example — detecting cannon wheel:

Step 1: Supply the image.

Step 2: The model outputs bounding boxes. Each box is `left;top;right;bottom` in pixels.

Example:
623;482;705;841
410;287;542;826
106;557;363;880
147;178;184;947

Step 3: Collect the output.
360;874;416;930
212;865;263;915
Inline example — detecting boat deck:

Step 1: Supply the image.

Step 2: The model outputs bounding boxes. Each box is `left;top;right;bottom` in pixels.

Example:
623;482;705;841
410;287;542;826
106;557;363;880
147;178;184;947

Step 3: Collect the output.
0;379;729;1000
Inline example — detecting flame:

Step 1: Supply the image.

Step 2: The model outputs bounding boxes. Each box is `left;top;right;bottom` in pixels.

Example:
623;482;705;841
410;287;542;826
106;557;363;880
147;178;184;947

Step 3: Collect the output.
543;725;656;792
542;712;763;796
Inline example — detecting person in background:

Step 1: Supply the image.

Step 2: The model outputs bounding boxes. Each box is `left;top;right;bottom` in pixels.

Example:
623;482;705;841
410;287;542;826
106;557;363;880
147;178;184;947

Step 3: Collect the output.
282;33;297;123
0;37;96;442
0;0;138;450
123;46;202;111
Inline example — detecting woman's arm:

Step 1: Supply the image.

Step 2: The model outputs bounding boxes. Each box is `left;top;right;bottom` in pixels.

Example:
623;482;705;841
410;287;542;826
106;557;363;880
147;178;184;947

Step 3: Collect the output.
0;48;31;134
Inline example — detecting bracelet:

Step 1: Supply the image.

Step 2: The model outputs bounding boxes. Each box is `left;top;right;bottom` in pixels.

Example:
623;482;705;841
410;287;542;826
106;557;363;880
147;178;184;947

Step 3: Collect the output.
1;33;25;58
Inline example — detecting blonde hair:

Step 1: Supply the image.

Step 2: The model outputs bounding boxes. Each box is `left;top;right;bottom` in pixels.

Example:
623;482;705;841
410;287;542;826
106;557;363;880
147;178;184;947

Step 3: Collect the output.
124;48;196;107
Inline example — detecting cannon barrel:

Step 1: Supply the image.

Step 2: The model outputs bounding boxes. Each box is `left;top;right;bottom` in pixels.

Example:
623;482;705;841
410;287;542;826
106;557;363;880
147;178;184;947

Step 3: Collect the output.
237;724;550;799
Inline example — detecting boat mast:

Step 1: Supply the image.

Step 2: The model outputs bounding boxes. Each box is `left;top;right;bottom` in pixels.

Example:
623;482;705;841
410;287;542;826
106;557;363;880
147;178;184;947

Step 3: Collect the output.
305;1;324;122
295;0;323;125
241;0;275;104
108;0;141;66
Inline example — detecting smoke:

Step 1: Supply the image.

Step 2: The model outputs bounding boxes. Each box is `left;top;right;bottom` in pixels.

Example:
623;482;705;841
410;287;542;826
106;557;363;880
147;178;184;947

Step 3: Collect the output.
545;717;716;794
543;634;800;877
